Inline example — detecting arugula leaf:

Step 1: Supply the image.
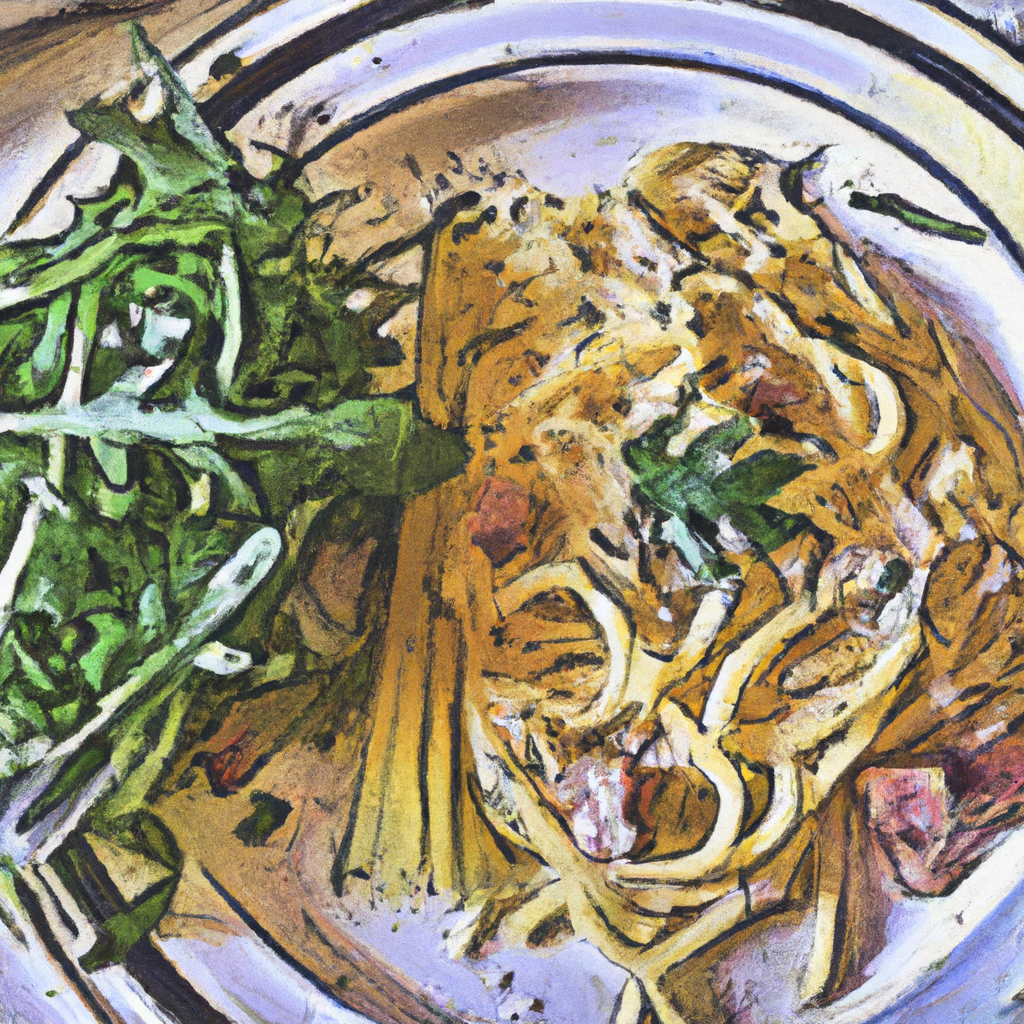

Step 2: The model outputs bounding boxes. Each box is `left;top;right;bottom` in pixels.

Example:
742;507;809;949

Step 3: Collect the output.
623;413;810;578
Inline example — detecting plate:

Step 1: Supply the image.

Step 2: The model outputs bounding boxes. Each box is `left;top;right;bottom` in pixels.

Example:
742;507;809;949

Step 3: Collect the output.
7;4;1024;1023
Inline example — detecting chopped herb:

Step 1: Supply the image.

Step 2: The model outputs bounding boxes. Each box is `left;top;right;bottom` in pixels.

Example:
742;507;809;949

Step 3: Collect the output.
779;147;828;211
848;191;987;244
877;557;912;594
234;791;293;847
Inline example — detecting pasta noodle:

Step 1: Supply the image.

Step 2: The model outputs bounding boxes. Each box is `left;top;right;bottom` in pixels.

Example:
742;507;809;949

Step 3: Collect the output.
339;142;1024;1021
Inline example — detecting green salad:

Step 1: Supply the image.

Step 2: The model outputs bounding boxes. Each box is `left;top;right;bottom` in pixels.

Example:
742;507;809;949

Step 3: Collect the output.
0;26;466;865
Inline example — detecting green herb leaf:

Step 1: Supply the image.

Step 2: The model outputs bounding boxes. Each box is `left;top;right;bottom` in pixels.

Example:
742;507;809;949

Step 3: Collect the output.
848;191;987;245
234;790;293;847
623;413;810;575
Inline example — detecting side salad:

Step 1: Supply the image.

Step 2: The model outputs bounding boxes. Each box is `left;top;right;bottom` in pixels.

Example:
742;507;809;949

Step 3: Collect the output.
0;23;466;881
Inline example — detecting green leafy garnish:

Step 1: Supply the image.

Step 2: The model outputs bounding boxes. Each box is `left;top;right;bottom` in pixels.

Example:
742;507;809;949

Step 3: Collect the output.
876;557;912;595
780;146;828;211
848;191;987;245
0;23;466;877
623;414;810;579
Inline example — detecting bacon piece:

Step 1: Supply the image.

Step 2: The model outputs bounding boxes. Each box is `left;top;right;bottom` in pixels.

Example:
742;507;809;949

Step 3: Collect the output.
469;477;530;565
862;767;950;895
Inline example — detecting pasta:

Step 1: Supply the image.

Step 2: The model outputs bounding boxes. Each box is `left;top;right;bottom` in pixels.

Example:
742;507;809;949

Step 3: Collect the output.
340;142;1024;1021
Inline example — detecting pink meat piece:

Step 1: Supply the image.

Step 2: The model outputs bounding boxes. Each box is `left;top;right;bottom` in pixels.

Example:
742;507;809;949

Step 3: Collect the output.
862;767;950;895
469;477;530;565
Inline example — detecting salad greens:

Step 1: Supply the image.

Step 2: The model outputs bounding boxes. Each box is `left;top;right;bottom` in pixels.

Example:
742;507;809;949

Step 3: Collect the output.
0;24;466;874
623;413;810;580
